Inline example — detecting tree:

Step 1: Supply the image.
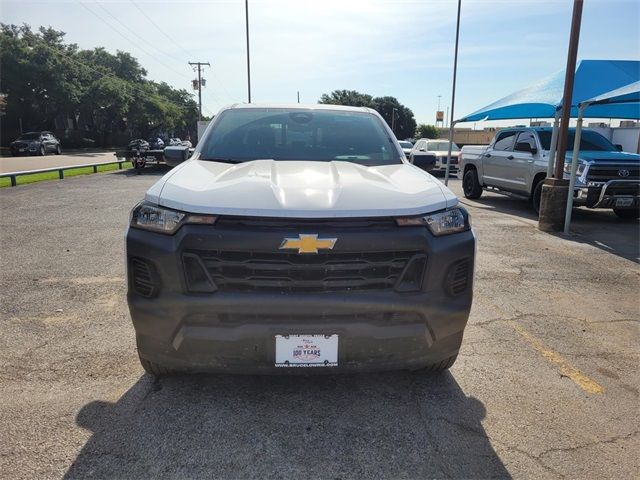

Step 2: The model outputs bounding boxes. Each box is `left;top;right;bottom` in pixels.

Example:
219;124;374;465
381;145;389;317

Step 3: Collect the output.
0;23;201;146
371;96;416;140
318;90;416;139
415;124;440;140
319;90;373;107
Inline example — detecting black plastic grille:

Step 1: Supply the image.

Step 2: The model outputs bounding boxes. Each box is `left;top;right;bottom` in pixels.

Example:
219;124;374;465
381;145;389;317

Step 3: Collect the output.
185;250;425;293
216;217;397;230
129;258;157;297
209;311;425;324
587;164;640;182
446;259;472;296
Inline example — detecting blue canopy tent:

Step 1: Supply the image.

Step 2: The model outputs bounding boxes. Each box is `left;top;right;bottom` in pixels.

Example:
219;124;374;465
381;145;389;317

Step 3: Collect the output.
564;81;640;233
444;59;640;186
457;60;640;122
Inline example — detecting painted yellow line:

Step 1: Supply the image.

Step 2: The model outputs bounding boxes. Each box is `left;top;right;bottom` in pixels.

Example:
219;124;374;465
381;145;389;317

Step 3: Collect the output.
476;298;604;394
508;321;604;394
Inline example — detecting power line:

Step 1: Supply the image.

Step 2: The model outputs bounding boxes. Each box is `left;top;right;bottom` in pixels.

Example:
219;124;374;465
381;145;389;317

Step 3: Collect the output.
95;0;186;67
129;0;192;58
76;0;191;81
128;0;236;103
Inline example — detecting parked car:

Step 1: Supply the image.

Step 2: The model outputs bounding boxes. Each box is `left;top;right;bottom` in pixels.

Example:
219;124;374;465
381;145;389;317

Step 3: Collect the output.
180;139;193;148
127;104;475;376
421;138;460;174
168;138;182;146
459;127;640;219
409;139;460;174
398;140;414;158
148;137;165;150
10;131;61;156
128;139;150;151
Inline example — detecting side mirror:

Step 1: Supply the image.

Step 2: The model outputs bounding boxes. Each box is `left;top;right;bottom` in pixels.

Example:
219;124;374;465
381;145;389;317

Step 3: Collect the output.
514;142;537;155
615;144;623;151
164;146;191;167
419;147;426;152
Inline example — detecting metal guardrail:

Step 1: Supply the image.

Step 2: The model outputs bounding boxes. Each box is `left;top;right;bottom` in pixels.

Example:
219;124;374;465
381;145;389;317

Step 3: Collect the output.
0;159;128;187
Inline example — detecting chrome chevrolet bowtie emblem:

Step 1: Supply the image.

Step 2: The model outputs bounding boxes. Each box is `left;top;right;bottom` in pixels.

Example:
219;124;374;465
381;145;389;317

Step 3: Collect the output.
280;234;337;254
618;169;630;177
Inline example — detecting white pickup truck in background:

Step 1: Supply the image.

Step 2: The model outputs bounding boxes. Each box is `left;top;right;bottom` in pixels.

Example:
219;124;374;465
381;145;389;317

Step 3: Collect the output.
458;127;640;220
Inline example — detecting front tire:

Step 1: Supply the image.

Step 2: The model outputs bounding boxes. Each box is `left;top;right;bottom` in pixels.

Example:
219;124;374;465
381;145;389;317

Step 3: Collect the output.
39;145;45;156
532;179;544;214
413;354;458;374
463;169;483;199
613;207;639;220
55;145;62;155
139;356;175;376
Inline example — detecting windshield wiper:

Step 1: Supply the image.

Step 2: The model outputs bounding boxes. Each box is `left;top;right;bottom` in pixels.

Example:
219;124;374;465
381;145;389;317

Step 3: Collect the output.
200;157;244;163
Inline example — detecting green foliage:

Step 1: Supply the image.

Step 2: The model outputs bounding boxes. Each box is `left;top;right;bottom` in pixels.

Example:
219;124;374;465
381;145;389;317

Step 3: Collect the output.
0;23;199;146
318;90;417;140
415;124;440;139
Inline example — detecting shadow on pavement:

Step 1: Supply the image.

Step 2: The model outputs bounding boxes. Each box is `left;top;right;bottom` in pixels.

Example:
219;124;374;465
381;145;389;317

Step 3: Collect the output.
461;190;639;263
113;164;172;177
65;372;510;479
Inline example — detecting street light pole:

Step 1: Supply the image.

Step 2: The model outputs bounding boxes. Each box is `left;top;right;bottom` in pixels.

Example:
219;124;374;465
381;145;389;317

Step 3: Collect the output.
444;0;462;186
245;0;252;103
391;107;398;133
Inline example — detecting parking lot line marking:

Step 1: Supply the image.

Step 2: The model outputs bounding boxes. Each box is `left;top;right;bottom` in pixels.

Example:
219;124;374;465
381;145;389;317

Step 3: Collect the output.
475;298;604;395
508;322;604;395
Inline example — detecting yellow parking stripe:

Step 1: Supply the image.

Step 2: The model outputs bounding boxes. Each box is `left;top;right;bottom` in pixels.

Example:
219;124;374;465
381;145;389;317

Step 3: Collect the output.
476;298;604;395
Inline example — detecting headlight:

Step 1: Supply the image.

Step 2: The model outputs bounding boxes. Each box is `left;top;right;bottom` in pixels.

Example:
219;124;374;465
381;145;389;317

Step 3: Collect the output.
130;202;217;234
564;162;586;176
396;207;471;236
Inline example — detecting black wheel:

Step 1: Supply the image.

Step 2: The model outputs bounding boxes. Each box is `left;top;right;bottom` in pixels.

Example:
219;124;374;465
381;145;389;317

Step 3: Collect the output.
139;356;175;376
55;145;62;155
413;354;458;374
463;169;483;199
532;179;544;214
613;207;639;220
39;145;45;156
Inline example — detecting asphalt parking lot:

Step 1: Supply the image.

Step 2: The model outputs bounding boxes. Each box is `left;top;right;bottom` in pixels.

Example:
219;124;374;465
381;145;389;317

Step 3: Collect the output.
0;166;638;479
0;152;117;174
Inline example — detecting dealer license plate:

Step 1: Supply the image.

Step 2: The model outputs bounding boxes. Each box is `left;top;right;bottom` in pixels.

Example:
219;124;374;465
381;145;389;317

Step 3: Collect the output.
275;334;338;367
615;198;633;207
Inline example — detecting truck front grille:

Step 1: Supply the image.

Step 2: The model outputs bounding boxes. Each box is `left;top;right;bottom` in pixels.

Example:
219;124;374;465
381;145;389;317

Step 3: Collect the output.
587;164;640;182
184;250;425;293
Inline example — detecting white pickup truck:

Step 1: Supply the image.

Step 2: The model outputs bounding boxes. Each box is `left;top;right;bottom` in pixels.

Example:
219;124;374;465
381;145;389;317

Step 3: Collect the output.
126;104;476;376
459;127;640;219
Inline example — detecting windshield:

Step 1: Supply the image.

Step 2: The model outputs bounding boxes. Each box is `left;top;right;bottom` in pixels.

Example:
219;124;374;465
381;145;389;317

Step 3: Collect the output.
398;141;413;148
200;108;401;166
426;141;459;152
538;130;616;152
18;133;40;140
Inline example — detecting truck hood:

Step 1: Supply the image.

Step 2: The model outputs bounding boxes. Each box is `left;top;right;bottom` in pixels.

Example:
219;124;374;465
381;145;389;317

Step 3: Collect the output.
147;159;457;217
567;150;640;163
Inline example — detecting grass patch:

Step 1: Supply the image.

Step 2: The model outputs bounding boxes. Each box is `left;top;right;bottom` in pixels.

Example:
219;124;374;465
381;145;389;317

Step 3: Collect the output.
0;162;125;188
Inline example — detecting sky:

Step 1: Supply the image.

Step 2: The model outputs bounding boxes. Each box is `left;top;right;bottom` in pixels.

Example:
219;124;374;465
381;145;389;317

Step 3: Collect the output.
2;0;639;127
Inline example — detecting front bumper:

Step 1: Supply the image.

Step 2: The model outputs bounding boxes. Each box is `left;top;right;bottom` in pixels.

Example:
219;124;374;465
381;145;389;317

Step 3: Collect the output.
126;220;475;373
573;180;640;209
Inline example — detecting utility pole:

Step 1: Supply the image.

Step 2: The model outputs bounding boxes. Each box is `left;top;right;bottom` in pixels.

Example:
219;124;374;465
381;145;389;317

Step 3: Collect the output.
189;61;210;121
245;0;252;103
538;0;583;232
